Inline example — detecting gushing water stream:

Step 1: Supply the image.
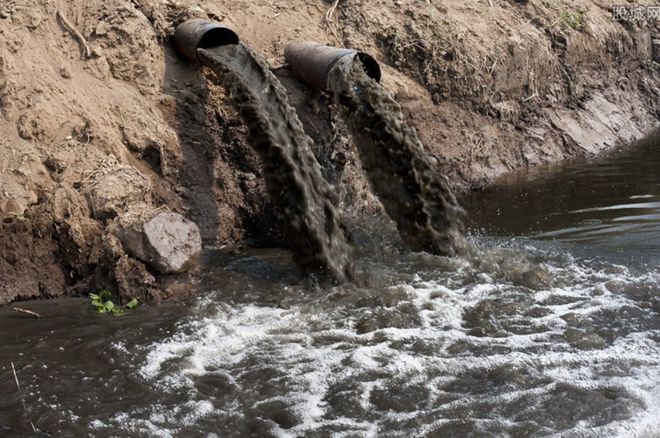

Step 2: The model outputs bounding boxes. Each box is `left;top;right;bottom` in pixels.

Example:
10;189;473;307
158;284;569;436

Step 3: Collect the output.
328;57;467;256
198;44;354;282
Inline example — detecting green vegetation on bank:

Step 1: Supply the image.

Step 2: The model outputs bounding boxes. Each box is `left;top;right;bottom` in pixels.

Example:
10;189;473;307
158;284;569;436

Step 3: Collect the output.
89;291;139;316
561;11;585;31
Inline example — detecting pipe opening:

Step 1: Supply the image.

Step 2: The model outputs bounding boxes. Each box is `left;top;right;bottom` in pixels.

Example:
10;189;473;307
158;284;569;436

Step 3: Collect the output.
173;20;239;64
198;27;239;49
356;52;382;83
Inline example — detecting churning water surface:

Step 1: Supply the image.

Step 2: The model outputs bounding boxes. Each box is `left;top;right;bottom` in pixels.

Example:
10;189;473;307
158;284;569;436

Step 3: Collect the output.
1;133;659;437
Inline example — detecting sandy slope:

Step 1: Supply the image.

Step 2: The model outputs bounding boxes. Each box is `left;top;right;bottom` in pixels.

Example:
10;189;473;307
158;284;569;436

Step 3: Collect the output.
0;0;658;304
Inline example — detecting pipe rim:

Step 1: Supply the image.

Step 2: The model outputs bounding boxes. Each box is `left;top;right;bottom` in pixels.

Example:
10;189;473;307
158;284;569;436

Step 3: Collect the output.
173;19;239;64
197;26;239;49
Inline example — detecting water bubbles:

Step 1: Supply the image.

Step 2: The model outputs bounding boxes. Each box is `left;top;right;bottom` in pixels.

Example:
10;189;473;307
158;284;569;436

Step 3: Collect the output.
123;240;660;436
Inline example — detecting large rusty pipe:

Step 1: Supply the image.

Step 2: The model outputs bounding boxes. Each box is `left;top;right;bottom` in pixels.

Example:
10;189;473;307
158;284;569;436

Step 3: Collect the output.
285;41;381;91
173;19;239;64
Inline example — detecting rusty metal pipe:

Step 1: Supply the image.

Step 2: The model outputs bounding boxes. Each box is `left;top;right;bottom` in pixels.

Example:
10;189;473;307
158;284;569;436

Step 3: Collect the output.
285;41;381;91
173;19;239;64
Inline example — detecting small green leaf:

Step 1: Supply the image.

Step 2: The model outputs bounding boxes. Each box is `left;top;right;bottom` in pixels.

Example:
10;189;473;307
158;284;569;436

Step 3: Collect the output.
124;298;139;310
89;293;100;300
99;290;112;301
104;301;115;311
96;307;106;314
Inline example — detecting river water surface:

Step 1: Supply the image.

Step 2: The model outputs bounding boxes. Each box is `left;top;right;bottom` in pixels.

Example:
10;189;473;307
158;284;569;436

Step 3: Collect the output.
1;132;659;437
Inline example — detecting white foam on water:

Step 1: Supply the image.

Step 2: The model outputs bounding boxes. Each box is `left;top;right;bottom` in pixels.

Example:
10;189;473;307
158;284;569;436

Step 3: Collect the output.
117;244;660;436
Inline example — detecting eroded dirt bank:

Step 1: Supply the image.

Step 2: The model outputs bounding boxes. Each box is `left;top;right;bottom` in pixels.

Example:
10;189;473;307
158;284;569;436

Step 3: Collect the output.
0;0;658;304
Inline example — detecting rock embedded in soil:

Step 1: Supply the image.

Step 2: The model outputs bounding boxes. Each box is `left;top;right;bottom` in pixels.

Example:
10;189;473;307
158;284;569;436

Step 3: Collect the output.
143;212;202;274
115;211;202;275
85;166;151;219
0;198;25;217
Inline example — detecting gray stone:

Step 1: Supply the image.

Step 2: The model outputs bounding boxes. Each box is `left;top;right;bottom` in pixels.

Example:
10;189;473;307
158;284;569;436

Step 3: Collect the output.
115;211;202;274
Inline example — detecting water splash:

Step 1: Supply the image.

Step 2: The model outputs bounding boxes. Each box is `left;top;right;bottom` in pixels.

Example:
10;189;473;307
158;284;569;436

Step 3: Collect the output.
123;241;660;437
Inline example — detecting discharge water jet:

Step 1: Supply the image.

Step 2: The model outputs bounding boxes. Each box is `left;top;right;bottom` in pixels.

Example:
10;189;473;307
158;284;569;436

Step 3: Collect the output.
173;21;354;282
286;42;467;256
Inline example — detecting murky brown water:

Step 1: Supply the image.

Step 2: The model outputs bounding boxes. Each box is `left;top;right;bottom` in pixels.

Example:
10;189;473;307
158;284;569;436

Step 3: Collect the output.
1;132;659;437
464;130;660;265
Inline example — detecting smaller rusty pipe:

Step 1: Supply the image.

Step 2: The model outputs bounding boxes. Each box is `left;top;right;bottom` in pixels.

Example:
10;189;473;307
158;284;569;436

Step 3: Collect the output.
173;19;239;64
285;41;381;91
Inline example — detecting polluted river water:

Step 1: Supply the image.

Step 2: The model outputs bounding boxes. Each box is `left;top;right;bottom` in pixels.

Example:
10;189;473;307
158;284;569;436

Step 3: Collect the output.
1;131;659;436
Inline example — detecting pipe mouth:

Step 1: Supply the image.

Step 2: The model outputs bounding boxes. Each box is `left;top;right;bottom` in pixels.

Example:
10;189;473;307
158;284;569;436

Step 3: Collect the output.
355;52;382;83
197;27;239;49
173;19;239;64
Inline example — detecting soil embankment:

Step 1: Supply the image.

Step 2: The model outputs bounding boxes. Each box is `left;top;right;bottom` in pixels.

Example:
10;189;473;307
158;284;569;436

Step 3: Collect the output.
0;0;658;304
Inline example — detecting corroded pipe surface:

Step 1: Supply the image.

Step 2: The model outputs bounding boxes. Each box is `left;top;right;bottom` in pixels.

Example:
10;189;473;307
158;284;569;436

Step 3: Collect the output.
173;19;239;64
285;41;381;91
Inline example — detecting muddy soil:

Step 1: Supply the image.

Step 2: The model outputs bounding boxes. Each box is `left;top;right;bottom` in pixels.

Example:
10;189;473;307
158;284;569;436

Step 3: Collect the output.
0;0;658;304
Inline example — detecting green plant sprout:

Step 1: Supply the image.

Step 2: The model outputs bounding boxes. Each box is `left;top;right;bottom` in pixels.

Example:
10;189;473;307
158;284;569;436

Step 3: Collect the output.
89;290;139;316
561;11;585;31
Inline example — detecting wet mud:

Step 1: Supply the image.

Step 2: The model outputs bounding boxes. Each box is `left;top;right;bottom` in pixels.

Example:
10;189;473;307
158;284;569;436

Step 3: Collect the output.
198;45;353;282
328;57;466;256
